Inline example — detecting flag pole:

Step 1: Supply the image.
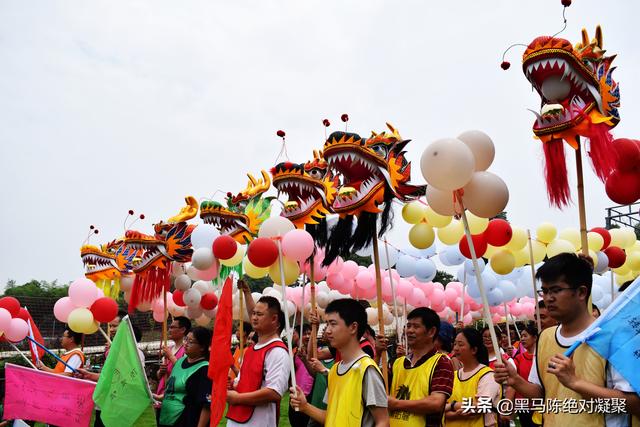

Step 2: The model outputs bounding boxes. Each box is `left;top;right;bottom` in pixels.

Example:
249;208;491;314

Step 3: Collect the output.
24;336;78;373
239;276;245;357
527;229;542;331
371;228;389;392
299;277;305;351
456;191;503;364
383;239;401;345
504;302;511;350
461;271;467;326
98;326;112;344
9;343;36;369
309;258;318;359
610;268;616;301
574;137;593;314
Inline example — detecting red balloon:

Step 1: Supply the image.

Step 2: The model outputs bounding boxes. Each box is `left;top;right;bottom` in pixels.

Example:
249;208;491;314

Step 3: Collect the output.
484;219;513;247
459;233;488;259
590;227;612;250
90;297;119;323
212;235;237;260
173;290;186;307
200;293;219;310
613;138;640;172
16;307;29;321
604;246;626;269
247;237;279;268
605;170;640;205
0;297;20;317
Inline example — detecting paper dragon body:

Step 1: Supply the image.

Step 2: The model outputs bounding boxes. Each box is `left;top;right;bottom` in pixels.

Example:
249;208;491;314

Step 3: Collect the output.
124;197;197;310
200;171;272;244
522;26;620;207
80;238;141;298
322;123;425;263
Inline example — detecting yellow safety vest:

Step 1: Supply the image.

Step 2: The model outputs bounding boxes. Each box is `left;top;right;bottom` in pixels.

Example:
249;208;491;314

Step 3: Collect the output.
536;326;606;427
389;352;444;427
447;366;494;427
325;355;382;427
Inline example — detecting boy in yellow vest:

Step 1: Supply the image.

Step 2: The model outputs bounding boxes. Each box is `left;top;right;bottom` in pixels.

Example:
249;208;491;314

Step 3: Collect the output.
290;298;389;427
494;253;640;427
37;327;85;376
389;307;454;427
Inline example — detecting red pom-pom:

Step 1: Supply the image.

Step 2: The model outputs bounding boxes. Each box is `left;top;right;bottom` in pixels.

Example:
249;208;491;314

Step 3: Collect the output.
561;0;571;6
459;233;488;259
226;192;233;198
277;130;286;138
605;170;640;205
90;297;119;323
322;119;330;127
484;219;513;247
200;293;219;310
0;297;20;317
500;61;511;70
590;227;612;250
128;210;134;215
90;225;95;230
212;235;238;260
341;114;349;122
604;246;626;268
173;290;186;307
94;230;99;234
140;214;145;219
248;237;279;268
16;307;29;321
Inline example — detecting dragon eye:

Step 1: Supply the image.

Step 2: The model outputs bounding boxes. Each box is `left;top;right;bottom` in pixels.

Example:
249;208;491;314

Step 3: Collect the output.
371;144;389;157
308;168;325;179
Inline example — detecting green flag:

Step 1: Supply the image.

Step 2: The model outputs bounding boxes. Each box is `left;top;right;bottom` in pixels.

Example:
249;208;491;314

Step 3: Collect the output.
93;316;156;427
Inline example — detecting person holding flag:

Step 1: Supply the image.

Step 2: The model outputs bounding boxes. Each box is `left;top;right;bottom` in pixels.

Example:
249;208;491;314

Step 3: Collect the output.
36;327;84;376
494;253;640;427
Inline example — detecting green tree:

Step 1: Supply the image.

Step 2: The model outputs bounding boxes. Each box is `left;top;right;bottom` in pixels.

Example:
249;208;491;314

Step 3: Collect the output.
2;279;69;298
435;270;454;285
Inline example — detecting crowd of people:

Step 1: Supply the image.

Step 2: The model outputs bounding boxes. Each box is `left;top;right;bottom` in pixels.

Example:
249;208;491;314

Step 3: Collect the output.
17;252;640;426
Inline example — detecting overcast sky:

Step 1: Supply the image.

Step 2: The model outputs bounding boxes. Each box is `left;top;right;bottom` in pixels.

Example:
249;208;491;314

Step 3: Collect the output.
1;1;639;288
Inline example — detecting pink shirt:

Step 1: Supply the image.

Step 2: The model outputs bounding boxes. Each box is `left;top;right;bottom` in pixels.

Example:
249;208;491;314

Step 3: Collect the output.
294;354;314;395
156;344;185;395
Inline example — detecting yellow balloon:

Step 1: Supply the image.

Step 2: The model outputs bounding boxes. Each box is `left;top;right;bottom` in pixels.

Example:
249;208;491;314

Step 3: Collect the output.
536;222;557;244
609;228;626;248
616;272;634;286
269;256;300;285
621;228;638;249
490;250;516;275
559;228;581;251
588;249;598;268
467;213;489;234
628;241;640;253
243;257;269;279
68;307;95;334
484;244;498;259
531;240;546;264
220;243;246;267
613;263;630;276
402;201;426;224
546;239;575;258
409;223;435;249
437;220;464;245
587;232;604;252
513;248;529;267
85;321;99;334
423;206;452;228
506;228;527;251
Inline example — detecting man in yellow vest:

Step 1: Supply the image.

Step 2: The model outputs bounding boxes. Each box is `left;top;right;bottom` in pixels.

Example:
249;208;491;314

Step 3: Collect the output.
389;307;454;427
37;327;85;376
290;298;389;427
494;253;640;427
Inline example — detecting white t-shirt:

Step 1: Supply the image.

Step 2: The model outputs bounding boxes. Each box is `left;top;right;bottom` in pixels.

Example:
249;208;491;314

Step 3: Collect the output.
227;338;291;427
63;352;83;373
528;324;633;427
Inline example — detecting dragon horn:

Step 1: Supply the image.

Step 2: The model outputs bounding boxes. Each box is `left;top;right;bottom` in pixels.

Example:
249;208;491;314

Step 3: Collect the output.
595;25;603;48
386;122;402;140
167;196;198;223
247;173;258;186
581;28;589;47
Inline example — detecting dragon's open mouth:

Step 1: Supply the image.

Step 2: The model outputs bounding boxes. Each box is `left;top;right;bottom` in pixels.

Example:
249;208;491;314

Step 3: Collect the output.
524;47;601;135
324;147;385;212
200;202;249;236
124;231;167;272
273;171;326;221
80;245;118;273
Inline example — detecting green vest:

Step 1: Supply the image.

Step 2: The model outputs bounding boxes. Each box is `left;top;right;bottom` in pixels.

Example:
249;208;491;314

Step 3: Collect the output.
159;356;208;425
309;358;335;410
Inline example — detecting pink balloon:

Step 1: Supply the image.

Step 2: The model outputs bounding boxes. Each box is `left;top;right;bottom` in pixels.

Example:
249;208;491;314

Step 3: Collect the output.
431;301;446;312
153;308;165;323
5;318;29;342
433;282;445;291
382;279;393;301
420;281;435;297
444;288;459;304
312;264;328;281
355;271;375;291
447;282;463;292
341;261;359;280
397;279;413;299
0;308;11;332
196;259;219;281
410;288;426;307
430;288;445;305
359;284;377;300
68;278;98;308
327;257;344;274
282;229;315;262
492;313;503;323
463;313;473;324
54;297;76;322
326;273;345;290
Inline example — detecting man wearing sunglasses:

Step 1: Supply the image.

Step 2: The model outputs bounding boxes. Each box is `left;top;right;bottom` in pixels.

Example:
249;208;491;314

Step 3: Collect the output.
494;253;639;427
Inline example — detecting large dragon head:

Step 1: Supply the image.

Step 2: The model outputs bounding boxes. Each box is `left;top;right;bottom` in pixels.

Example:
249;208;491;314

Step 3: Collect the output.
322;123;424;216
200;171;272;243
80;240;120;282
271;150;339;228
523;25;619;147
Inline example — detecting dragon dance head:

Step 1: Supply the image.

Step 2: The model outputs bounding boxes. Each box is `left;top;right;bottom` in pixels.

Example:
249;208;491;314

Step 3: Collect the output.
80;239;140;281
522;26;620;207
323;123;424;217
200;170;272;243
271;150;339;229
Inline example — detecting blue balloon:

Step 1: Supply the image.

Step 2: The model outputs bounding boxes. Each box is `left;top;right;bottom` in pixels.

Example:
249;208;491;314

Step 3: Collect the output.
467;281;482;298
487;288;504;306
481;270;498;292
396;254;417;278
415;258;436;282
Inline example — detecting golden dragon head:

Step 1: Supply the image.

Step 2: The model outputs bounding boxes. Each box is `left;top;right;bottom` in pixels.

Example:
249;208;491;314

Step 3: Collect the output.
271;150;339;228
200;171;272;243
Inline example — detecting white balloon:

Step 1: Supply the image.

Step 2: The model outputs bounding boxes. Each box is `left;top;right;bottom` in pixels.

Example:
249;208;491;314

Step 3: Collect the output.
171;262;186;277
203;307;217;318
183;288;202;307
120;275;134;293
316;291;330;309
366;307;378;326
192;247;215;270
191;224;220;249
192;280;210;295
185;305;203;319
175;274;192;291
374;246;398;269
186;265;201;281
258;216;295;238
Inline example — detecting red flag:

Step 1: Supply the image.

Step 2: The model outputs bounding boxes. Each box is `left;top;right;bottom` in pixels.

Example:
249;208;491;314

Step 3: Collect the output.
208;277;234;426
20;307;45;364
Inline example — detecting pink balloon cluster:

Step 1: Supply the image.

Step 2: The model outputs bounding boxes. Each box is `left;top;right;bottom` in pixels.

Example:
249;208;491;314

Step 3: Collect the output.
0;296;29;342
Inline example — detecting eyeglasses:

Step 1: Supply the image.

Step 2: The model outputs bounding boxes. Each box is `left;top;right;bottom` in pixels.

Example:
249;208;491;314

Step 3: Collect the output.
536;286;576;297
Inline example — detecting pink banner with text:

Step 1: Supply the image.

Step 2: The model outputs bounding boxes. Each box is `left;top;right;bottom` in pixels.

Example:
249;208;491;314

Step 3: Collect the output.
4;363;96;427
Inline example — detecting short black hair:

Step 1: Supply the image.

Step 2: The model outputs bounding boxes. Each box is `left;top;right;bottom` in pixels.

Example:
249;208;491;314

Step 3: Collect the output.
237;321;253;334
481;325;503;339
365;325;376;339
536;253;593;300
537;299;546;309
522;322;539;338
325;298;367;339
460;327;489;365
592;304;601;316
258;296;285;333
407;307;440;338
64;327;83;345
190;326;212;358
117;310;127;320
174;316;192;333
301;323;312;333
